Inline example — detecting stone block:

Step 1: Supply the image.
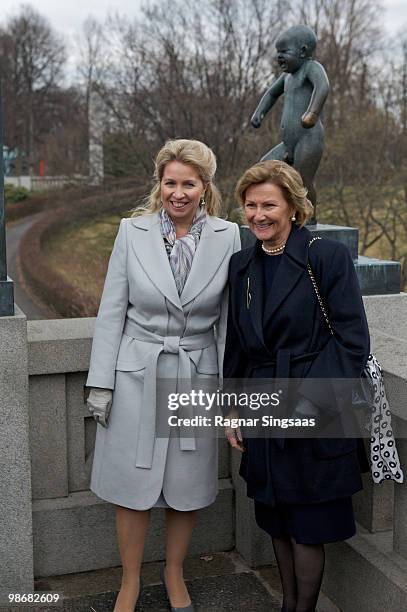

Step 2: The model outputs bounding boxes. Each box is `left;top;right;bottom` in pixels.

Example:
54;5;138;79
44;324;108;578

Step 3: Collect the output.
33;492;119;577
0;306;33;603
33;482;234;577
355;256;401;295
30;374;68;499
393;419;407;560
28;318;94;375
323;528;407;612
218;437;230;479
369;333;407;388
190;479;234;555
231;451;275;567
308;223;359;260
0;277;14;316
66;372;92;492
364;294;407;341
353;471;394;532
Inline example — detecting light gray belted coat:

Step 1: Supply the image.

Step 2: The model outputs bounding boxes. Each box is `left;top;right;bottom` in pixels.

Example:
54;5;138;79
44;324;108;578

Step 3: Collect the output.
86;212;240;510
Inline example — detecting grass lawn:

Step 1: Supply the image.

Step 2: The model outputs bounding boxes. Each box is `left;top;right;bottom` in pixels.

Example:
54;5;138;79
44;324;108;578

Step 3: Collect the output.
43;214;124;302
44;205;406;300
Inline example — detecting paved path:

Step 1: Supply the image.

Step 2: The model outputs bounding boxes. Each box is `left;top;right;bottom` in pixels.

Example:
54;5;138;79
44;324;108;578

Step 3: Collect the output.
6;213;57;320
0;552;339;612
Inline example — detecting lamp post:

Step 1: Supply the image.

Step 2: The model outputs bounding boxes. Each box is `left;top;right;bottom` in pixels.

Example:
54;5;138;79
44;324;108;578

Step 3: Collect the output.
0;81;14;316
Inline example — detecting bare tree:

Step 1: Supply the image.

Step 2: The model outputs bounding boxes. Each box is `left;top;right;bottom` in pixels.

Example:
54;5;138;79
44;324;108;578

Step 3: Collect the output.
82;0;287;207
77;16;106;113
0;4;66;171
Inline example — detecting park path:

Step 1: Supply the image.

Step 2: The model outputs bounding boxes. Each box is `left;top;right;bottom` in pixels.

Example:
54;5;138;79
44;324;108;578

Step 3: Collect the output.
6;212;57;320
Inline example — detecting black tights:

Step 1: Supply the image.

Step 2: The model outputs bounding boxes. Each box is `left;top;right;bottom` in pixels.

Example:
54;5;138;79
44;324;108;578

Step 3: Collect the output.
272;535;325;612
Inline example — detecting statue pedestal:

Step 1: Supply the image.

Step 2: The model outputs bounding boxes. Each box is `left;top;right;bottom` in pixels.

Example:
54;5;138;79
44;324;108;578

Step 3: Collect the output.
308;223;359;259
0;276;14;316
308;224;401;295
240;223;401;295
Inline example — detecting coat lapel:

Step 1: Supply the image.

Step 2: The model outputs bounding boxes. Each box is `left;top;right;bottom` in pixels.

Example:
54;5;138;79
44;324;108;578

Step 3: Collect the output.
180;216;231;306
129;213;232;311
234;241;266;349
247;246;266;348
263;225;311;329
129;213;182;310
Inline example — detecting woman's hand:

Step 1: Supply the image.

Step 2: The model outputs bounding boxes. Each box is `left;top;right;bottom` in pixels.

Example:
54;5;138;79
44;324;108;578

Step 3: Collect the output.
225;409;245;452
87;388;113;428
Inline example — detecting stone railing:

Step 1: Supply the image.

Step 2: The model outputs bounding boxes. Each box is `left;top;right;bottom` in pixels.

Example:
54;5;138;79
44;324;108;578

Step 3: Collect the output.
1;295;407;610
0;313;233;605
5;176;88;192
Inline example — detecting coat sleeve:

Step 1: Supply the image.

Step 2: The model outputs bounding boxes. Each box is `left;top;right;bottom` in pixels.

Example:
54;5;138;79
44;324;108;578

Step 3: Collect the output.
223;252;249;383
216;223;241;387
86;218;129;389
298;242;370;411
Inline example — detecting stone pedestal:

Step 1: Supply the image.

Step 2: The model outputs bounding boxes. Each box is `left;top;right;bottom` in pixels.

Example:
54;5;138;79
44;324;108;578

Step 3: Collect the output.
239;224;401;295
308;222;359;258
0;306;33;604
0;276;14;316
308;224;401;295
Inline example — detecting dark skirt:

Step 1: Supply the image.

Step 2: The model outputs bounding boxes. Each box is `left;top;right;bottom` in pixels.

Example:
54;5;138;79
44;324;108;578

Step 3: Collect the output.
254;496;356;544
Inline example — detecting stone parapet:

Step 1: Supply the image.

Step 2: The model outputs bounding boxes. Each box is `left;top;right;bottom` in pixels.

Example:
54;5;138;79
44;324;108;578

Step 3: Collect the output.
33;481;234;577
0;307;33;605
27;318;94;375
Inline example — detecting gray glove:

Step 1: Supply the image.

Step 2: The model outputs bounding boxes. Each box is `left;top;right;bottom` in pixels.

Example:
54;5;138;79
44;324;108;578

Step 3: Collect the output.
87;388;113;428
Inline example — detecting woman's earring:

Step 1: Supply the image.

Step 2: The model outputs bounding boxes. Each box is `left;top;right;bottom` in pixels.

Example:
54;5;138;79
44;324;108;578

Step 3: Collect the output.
200;198;206;207
291;214;296;221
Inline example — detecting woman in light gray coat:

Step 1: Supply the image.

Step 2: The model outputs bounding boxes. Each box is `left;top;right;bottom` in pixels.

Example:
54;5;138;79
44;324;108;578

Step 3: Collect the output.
86;139;240;612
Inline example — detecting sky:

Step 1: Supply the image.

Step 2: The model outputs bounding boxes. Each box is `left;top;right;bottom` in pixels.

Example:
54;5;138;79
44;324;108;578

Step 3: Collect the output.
0;0;406;37
0;0;405;32
0;0;406;78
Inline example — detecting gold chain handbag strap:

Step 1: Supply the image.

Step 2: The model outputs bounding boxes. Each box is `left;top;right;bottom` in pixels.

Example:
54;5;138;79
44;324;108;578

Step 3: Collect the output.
307;237;334;336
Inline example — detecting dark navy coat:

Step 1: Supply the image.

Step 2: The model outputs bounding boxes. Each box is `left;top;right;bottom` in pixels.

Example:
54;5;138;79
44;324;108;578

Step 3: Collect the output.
224;224;370;506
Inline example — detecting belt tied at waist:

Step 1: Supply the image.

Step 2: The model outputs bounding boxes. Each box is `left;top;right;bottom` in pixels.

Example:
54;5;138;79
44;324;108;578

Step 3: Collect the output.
250;349;321;377
250;349;321;450
123;319;216;469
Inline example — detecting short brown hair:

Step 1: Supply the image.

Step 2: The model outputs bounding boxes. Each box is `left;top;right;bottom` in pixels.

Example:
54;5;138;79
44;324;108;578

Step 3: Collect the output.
235;160;313;227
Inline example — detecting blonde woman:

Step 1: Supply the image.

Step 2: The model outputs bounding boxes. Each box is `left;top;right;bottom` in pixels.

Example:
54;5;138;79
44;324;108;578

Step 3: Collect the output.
86;139;240;612
224;160;370;612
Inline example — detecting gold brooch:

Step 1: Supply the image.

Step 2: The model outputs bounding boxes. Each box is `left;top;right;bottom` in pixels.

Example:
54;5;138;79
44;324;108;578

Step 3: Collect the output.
246;277;252;309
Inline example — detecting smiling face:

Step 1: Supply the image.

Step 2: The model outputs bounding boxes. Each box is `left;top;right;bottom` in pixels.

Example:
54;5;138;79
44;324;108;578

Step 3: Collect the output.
244;182;294;247
160;161;205;228
275;37;304;73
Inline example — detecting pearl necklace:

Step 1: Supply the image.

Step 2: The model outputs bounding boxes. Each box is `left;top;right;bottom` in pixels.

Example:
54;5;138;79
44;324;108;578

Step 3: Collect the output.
261;242;286;255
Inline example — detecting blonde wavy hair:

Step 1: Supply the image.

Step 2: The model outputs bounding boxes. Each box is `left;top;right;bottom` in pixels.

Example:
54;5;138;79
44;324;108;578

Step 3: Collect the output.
132;139;221;217
235;160;314;227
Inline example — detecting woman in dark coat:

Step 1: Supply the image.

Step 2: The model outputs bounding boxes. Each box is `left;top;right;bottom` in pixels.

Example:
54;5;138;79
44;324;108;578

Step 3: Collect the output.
224;160;370;612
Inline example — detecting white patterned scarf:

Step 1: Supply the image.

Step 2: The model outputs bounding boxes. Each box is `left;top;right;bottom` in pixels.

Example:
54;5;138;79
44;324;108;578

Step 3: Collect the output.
159;205;206;295
364;355;404;484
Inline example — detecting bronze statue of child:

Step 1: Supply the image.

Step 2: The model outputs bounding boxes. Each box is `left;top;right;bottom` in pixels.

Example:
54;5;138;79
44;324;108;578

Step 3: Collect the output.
251;25;329;215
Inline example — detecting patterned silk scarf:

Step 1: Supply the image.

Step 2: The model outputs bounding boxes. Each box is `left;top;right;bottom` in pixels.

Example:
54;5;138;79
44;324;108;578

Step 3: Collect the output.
159;205;207;295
